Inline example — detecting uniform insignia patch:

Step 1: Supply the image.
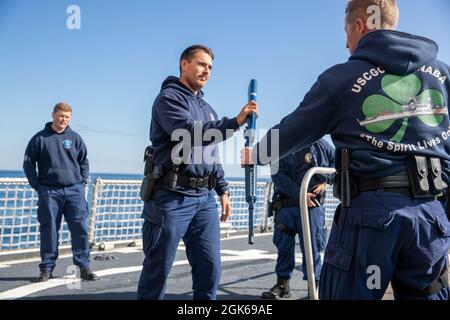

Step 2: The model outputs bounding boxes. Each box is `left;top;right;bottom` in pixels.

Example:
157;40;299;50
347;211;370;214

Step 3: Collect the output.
62;140;73;149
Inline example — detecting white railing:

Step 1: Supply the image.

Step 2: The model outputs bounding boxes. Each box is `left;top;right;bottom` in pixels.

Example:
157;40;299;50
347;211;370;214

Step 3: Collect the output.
89;179;274;244
300;167;336;301
0;179;71;250
0;177;340;252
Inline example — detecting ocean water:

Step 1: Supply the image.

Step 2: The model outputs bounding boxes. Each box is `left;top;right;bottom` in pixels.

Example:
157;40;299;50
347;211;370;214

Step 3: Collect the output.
0;170;26;178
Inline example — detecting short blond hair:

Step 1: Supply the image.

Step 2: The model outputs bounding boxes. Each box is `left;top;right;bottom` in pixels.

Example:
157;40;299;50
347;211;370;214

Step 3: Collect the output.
53;102;72;113
346;0;399;30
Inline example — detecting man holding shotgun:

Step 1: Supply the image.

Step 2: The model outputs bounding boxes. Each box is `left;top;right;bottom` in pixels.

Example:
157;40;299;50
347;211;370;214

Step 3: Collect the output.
137;45;258;300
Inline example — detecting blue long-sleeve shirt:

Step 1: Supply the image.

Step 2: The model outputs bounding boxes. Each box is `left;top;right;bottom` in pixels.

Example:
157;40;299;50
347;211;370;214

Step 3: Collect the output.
23;122;89;190
150;76;240;196
271;139;335;200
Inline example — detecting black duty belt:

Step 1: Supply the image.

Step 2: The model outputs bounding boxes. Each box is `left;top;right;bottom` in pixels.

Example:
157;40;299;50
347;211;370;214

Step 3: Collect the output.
355;171;444;198
334;150;447;207
355;171;412;197
162;172;215;189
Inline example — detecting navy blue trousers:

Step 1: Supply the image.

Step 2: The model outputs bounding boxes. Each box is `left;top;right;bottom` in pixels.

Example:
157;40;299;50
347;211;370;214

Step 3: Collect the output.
137;189;221;300
320;190;450;300
37;183;90;272
273;205;327;281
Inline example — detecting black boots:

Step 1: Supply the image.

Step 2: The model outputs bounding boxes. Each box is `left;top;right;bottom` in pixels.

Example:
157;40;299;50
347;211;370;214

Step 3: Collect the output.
38;269;97;282
37;270;53;282
80;268;98;281
261;277;291;299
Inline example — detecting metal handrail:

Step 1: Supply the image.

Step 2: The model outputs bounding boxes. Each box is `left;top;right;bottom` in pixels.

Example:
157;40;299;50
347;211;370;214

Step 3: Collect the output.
0;178;28;184
299;167;336;300
0;177;276;252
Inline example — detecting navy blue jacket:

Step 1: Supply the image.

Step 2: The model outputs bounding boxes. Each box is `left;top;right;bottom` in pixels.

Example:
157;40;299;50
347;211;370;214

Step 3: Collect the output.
255;30;450;182
150;76;240;196
272;139;335;200
23;122;89;190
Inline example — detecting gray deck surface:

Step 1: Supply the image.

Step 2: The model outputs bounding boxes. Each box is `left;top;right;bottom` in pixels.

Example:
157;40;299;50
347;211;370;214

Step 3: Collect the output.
2;232;448;300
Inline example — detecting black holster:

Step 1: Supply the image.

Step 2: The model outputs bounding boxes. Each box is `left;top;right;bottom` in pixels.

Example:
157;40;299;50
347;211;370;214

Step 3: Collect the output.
140;172;160;202
267;201;276;218
140;146;162;202
333;149;356;208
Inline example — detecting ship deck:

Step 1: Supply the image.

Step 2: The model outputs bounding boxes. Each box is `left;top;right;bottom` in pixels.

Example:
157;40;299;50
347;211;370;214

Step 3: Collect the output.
0;232;418;300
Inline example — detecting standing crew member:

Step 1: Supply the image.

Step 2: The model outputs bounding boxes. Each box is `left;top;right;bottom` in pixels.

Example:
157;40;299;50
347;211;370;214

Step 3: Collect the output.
23;103;97;282
262;139;335;299
137;45;258;300
242;0;450;300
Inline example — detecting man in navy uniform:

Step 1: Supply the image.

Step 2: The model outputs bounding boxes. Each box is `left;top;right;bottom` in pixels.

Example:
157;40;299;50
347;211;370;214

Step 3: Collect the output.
262;139;334;299
137;45;258;300
243;0;450;300
24;103;97;282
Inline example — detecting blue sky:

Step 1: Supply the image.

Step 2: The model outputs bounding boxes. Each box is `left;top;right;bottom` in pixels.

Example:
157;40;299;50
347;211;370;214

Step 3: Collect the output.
0;0;449;177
